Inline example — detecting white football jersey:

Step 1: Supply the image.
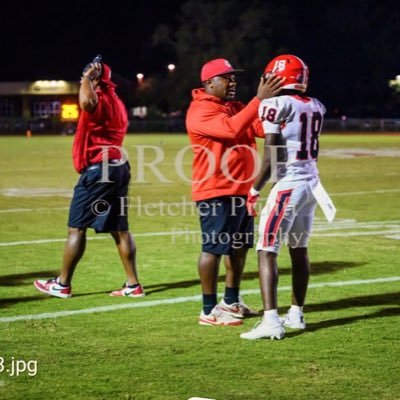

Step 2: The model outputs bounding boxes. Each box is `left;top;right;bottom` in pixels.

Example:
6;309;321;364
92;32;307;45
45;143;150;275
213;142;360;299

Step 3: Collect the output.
258;95;326;181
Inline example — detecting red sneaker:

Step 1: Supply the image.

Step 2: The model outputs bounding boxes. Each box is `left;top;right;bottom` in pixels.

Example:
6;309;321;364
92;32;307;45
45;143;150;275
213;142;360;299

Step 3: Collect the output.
109;283;145;298
34;277;72;299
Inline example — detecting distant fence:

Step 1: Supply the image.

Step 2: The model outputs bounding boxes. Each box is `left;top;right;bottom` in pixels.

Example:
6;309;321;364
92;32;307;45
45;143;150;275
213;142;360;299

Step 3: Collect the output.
323;118;400;132
0;117;399;134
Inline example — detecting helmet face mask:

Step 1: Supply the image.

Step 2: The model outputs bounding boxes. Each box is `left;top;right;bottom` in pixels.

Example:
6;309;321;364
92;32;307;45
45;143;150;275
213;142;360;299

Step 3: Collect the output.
264;54;309;93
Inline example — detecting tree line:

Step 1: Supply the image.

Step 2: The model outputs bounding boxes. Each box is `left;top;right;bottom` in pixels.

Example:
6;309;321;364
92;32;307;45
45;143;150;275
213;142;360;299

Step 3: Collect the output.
126;0;400;118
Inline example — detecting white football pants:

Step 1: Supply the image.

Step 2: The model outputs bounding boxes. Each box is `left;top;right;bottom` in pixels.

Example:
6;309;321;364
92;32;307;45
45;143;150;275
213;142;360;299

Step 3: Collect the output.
256;178;318;254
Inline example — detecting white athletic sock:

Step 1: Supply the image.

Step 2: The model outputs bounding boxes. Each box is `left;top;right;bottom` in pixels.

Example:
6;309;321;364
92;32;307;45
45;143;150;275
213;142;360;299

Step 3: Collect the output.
289;305;303;314
264;309;279;319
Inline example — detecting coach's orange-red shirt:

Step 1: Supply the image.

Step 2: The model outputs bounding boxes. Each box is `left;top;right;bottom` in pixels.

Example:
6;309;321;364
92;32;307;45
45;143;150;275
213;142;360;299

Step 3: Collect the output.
186;88;264;201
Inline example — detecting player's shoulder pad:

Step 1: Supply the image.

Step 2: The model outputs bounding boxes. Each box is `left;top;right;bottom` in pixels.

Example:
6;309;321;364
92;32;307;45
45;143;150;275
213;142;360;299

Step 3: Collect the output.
312;98;326;114
258;96;293;123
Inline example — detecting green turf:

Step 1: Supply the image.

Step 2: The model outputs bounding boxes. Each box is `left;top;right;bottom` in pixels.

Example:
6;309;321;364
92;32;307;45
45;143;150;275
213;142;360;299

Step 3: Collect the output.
0;133;399;399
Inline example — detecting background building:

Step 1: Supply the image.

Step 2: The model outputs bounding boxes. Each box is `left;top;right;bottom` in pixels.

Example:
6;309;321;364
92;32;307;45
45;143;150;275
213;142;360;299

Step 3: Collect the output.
0;80;79;134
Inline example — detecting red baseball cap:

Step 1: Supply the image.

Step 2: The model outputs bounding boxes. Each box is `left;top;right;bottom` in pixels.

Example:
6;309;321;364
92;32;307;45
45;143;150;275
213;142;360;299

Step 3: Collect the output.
100;63;116;87
200;58;244;82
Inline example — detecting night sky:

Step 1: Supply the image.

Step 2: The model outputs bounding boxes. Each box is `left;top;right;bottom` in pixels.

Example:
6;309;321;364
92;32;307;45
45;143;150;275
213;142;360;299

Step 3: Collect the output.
1;0;400;116
1;0;183;81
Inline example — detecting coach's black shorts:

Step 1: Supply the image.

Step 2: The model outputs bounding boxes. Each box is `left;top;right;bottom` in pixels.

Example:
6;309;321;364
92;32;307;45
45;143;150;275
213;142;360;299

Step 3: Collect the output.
196;196;254;255
68;162;131;233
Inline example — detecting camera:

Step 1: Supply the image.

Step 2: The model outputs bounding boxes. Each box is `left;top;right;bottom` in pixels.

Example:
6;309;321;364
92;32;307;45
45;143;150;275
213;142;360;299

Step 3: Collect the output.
92;54;103;79
93;54;102;65
82;54;103;80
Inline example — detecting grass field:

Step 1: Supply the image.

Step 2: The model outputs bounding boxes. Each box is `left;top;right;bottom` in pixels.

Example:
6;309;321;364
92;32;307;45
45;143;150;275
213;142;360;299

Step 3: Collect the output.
0;132;399;400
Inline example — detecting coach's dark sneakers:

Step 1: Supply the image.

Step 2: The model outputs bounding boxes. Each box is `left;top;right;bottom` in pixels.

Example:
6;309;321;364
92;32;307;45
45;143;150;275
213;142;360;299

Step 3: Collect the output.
109;283;145;298
34;277;72;299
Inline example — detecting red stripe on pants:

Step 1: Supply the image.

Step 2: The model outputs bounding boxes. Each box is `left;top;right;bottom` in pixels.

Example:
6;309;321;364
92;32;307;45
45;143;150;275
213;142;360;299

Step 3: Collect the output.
262;189;293;247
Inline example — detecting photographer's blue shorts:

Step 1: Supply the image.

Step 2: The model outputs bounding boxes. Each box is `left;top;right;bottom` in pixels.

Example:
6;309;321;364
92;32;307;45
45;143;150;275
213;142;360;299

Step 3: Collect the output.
196;196;254;255
68;162;131;233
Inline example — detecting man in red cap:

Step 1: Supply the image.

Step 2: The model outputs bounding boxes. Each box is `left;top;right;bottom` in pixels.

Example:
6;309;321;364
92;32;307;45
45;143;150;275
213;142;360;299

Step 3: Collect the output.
34;57;144;299
186;58;282;326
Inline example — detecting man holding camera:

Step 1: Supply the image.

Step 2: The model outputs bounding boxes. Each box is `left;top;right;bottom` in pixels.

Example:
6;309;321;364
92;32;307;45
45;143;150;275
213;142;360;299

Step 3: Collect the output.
34;57;144;298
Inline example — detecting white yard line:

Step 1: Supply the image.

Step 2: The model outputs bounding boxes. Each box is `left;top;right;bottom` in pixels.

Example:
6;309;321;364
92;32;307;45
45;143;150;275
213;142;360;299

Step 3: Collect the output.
0;231;192;247
330;188;400;196
316;229;400;237
1;276;399;323
385;234;400;240
0;207;69;214
1;222;400;247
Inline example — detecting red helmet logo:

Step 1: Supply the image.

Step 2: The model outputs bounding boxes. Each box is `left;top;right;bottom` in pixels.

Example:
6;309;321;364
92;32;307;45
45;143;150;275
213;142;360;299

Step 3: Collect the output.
264;54;309;93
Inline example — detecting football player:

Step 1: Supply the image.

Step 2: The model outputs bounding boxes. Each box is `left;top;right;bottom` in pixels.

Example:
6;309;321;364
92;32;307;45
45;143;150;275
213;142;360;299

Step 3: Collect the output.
240;54;334;340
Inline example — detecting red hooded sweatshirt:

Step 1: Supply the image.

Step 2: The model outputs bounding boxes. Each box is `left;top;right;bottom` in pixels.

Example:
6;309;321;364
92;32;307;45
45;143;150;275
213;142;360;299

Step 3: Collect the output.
72;85;128;173
186;88;264;201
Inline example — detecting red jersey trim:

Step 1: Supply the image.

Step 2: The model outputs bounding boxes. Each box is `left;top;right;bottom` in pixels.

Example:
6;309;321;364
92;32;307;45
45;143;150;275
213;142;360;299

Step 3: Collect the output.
291;95;311;103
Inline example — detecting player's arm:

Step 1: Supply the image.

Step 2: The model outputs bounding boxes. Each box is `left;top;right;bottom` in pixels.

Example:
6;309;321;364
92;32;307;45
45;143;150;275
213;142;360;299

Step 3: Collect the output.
246;96;286;216
79;62;101;112
246;133;277;216
253;133;277;192
254;97;290;190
